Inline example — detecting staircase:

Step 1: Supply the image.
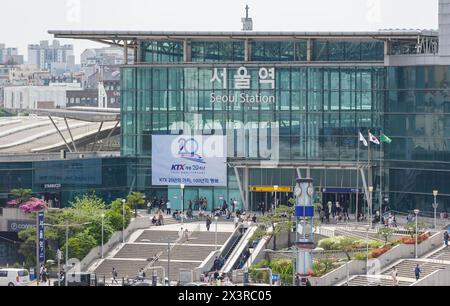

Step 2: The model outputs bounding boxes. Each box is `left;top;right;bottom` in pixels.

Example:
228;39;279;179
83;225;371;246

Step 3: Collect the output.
339;233;450;286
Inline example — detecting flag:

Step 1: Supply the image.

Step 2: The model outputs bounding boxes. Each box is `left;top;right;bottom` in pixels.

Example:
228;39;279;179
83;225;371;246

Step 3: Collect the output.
359;132;368;147
369;132;380;145
381;134;392;144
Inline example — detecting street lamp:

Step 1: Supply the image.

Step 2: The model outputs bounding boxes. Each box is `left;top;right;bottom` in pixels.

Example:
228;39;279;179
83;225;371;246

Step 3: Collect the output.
122;199;126;244
101;213;105;259
368;186;374;226
214;216;219;251
274;185;279;209
414;209;420;259
43;221;91;286
180;184;185;213
433;190;438;231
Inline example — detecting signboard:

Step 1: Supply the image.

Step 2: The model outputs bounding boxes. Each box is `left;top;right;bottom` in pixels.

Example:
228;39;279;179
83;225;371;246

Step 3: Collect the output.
152;135;227;187
295;206;314;218
210;67;276;104
249;186;292;193
43;184;62;189
7;220;35;232
271;274;280;283
322;188;362;194
37;211;45;264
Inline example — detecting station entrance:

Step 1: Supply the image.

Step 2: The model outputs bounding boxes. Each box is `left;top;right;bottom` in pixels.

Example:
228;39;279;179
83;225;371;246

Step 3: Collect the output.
321;188;364;216
249;186;294;212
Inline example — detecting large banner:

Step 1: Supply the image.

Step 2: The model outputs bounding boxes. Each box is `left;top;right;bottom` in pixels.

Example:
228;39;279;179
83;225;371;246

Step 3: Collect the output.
152;135;227;186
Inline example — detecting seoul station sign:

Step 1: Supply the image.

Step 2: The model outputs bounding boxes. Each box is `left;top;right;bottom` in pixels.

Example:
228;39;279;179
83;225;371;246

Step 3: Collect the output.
210;67;276;104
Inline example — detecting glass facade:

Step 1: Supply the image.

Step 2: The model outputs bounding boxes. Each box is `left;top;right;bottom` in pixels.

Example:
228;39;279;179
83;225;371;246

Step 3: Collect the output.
3;36;449;214
0;158;131;208
124;37;450;213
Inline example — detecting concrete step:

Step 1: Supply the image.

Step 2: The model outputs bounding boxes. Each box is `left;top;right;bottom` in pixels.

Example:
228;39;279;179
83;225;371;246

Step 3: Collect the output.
345;275;412;286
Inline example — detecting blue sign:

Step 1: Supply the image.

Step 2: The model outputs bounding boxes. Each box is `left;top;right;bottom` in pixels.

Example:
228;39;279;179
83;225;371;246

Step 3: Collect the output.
295;206;314;217
272;274;280;282
322;188;362;194
38;212;45;264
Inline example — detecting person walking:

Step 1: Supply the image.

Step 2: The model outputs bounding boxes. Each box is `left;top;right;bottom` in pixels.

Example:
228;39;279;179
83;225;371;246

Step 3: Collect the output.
166;200;171;215
112;267;119;284
206;215;212;231
414;264;421;281
444;231;449;247
234;214;240;229
391;267;398;286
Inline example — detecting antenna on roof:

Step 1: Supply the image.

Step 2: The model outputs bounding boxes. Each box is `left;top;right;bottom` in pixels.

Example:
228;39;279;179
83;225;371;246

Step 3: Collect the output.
241;5;253;31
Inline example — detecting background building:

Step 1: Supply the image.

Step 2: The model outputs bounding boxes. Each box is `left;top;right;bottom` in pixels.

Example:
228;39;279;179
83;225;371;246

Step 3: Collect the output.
27;40;75;74
0;44;24;65
3;82;82;110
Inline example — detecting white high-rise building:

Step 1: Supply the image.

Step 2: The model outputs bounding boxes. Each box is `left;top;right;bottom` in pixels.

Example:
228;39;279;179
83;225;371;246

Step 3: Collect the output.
28;40;74;72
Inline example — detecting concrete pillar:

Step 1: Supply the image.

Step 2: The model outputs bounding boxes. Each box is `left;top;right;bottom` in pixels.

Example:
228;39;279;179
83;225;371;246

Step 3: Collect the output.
124;41;128;64
183;40;191;62
307;39;313;61
439;0;450;56
245;39;251;62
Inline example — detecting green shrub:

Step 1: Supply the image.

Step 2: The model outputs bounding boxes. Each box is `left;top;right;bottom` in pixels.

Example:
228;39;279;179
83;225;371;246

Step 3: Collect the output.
353;252;367;261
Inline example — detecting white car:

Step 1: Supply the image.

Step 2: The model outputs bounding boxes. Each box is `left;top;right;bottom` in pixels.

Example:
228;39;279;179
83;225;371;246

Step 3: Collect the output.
0;269;30;286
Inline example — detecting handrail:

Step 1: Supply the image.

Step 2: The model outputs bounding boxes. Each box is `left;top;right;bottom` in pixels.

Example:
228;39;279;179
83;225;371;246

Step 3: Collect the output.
221;226;257;274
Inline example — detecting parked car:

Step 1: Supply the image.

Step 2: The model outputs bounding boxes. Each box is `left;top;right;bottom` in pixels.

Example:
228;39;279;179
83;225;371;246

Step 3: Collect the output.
0;268;30;286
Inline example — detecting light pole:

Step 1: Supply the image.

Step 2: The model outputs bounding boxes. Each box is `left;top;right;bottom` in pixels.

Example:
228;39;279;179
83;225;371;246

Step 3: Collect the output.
122;199;126;244
433;190;438;231
43;221;91;286
214;216;219;251
414;209;420;259
101;213;105;259
368;186;374;228
167;238;171;286
56;249;62;287
180;184;185;213
274;185;279;209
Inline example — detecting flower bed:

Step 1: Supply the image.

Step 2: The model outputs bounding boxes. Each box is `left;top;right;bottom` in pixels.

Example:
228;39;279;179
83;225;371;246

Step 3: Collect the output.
398;233;429;245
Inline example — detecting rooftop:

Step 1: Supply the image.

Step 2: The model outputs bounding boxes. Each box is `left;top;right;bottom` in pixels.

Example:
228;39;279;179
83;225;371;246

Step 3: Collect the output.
49;29;438;46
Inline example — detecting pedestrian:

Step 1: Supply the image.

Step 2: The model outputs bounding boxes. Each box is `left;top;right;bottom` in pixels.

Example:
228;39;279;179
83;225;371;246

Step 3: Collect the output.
391;267;398;286
444;231;449;247
230;198;235;213
166;200;171;215
261;202;266;216
252;214;257;223
234;215;240;228
415;264;421;281
158;212;164;226
206;215;212;231
112;267;119;284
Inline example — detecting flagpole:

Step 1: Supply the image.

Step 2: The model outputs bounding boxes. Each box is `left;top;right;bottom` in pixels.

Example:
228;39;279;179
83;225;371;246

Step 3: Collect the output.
356;132;360;223
379;130;383;225
367;129;371;226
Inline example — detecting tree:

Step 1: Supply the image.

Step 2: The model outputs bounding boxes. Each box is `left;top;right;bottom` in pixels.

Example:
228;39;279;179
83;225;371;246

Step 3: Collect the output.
252;205;295;250
66;231;97;260
377;227;395;245
108;198;133;231
127;192;145;217
8;188;32;206
404;222;427;238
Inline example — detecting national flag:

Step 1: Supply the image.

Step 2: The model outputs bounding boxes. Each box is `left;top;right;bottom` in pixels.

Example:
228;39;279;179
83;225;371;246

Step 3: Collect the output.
369;132;380;145
381;134;392;144
359;132;368;147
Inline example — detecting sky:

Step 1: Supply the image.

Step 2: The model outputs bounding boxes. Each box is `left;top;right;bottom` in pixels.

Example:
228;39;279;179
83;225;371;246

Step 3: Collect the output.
0;0;439;63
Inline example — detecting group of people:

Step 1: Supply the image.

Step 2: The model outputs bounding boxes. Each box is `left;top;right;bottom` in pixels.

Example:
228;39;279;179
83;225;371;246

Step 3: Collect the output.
319;201;350;223
39;264;49;284
151;211;165;226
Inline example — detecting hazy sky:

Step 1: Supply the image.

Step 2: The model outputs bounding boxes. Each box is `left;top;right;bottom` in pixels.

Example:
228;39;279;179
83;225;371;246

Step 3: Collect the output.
0;0;439;63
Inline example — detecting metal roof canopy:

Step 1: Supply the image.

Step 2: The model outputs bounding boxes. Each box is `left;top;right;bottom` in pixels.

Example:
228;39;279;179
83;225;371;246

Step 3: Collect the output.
228;161;374;170
29;109;120;123
48;30;438;47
